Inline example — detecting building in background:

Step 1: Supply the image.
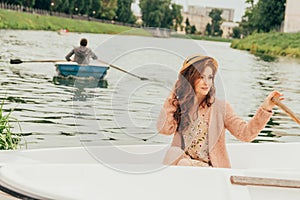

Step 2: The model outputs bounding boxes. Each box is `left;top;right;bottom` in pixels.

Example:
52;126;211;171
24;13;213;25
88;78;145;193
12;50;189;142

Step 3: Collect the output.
179;5;235;35
185;5;234;21
283;0;300;33
180;6;211;34
220;21;238;38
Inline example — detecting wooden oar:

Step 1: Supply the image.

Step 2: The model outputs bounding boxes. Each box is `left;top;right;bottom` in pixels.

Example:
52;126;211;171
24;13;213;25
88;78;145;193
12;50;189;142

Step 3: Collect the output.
271;97;300;125
231;175;300;189
10;59;65;64
97;59;148;81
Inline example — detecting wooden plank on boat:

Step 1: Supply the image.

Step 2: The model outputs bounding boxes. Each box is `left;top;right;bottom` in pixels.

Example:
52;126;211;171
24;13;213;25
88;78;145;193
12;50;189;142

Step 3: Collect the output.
230;175;300;189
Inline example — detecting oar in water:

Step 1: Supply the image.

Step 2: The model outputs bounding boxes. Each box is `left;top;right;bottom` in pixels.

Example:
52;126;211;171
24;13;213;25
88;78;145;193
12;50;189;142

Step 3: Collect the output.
271;97;300;125
10;59;66;64
97;58;148;81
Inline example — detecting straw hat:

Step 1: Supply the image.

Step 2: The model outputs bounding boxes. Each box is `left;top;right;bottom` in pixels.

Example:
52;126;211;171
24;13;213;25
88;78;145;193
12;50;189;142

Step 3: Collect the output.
180;54;218;73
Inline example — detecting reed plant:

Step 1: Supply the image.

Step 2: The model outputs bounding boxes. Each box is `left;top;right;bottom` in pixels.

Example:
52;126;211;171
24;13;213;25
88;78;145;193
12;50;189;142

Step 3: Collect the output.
0;101;21;150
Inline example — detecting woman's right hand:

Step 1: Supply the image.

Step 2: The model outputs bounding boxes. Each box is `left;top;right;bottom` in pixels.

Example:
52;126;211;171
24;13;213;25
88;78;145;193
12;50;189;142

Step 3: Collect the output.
261;90;284;112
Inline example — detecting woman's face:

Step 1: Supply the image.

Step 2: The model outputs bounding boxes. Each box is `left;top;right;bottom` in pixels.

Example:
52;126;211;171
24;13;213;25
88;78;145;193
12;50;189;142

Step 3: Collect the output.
194;66;214;98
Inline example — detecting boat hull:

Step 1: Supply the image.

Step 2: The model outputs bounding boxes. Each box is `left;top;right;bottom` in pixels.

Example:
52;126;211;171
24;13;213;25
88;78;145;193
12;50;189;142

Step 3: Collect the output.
0;143;300;200
55;62;109;79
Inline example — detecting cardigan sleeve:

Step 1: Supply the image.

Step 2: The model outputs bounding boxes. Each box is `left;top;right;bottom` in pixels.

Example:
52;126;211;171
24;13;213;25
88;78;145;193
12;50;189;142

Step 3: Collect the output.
156;94;178;135
224;102;272;142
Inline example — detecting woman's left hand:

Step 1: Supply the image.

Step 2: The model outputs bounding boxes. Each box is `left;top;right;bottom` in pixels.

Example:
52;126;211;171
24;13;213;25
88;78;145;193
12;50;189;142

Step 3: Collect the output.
261;90;284;112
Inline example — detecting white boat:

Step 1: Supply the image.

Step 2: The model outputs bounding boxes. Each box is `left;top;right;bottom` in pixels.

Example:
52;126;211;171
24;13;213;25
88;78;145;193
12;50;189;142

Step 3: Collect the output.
0;142;300;200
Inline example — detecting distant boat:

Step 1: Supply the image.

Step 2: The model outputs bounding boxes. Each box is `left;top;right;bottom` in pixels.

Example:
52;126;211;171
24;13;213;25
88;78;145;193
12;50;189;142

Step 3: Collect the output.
55;62;109;79
57;28;69;35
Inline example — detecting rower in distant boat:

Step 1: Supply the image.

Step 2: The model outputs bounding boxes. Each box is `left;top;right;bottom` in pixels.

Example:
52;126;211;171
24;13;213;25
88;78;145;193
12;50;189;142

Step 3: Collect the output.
65;38;98;65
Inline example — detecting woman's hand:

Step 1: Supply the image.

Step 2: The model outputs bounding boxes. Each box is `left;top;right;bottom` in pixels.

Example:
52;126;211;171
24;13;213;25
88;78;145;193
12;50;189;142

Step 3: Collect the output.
261;91;284;112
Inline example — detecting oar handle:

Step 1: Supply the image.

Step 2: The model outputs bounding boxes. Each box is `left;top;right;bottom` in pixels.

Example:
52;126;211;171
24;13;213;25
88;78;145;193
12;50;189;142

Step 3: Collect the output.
10;59;65;64
23;60;66;63
271;97;300;125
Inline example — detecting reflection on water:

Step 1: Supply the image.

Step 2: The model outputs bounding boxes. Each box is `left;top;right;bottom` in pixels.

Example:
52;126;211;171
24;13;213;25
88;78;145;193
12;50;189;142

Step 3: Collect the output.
247;59;300;142
52;76;108;89
52;76;109;101
0;30;299;149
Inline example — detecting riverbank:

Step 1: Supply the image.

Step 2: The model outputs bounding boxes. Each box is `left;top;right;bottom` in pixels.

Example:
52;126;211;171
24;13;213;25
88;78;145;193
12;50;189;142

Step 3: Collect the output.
0;9;151;36
171;33;232;43
231;32;300;61
2;8;300;62
0;8;231;43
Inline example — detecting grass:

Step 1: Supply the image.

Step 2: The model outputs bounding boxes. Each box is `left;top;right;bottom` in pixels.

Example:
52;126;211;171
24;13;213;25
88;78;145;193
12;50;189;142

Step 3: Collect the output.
231;32;300;61
0;9;151;36
0;101;21;150
172;33;232;43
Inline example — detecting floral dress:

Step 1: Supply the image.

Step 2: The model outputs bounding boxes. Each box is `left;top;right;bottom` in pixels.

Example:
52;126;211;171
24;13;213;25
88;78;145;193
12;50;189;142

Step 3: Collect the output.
183;109;211;167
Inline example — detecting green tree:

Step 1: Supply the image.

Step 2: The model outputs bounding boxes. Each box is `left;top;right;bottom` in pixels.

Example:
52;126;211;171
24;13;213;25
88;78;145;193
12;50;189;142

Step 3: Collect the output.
116;0;136;23
208;8;223;36
2;0;24;5
33;0;51;10
245;0;254;9
241;0;286;35
232;26;241;38
205;23;211;36
51;0;64;12
256;0;285;32
190;25;196;34
90;0;101;18
139;0;182;28
171;3;183;31
240;0;255;36
100;0;117;20
160;0;173;28
58;0;71;14
74;0;85;15
185;17;191;34
23;0;35;7
139;0;164;27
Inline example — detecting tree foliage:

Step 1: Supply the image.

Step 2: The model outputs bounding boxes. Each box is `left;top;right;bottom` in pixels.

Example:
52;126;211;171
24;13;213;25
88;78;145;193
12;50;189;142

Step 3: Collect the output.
207;8;223;36
116;0;136;24
1;0;132;23
99;0;117;20
185;17;190;34
171;3;183;31
1;0;184;27
139;0;182;28
240;0;286;35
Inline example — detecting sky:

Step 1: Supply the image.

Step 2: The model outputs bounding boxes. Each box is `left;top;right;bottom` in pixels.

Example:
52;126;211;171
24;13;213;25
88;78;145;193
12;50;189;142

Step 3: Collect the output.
132;0;254;22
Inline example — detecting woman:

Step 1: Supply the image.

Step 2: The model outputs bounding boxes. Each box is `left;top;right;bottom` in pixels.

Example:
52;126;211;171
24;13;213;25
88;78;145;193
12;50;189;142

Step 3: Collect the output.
157;54;283;168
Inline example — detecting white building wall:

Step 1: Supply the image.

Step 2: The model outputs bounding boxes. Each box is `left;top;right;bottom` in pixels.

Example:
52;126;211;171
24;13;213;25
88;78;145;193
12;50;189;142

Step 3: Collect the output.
180;12;211;34
221;22;238;38
284;0;300;33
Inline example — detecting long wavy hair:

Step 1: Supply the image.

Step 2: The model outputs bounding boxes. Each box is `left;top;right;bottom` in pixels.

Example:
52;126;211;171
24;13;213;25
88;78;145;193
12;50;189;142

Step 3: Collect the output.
172;57;217;149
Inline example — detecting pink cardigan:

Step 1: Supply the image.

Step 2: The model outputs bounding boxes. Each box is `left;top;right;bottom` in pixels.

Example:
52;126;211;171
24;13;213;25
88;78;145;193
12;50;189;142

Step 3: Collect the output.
157;97;272;168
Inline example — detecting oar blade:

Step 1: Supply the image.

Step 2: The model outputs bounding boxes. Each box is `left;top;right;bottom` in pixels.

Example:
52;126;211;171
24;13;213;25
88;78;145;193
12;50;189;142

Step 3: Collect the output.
10;59;23;64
